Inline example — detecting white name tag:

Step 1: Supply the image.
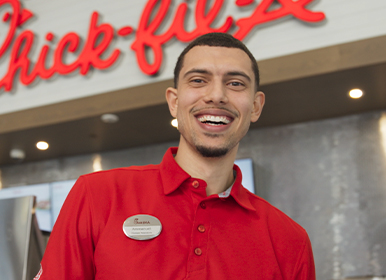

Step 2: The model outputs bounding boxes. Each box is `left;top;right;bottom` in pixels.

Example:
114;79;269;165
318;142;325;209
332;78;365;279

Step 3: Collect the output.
122;214;162;240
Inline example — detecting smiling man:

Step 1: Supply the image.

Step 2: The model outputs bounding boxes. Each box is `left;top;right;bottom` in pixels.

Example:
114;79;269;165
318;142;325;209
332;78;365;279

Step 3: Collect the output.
37;33;315;280
166;38;264;197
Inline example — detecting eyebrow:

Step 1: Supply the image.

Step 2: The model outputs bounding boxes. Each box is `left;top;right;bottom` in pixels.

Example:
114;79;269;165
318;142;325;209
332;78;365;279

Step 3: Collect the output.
183;68;211;79
225;71;251;83
183;69;251;83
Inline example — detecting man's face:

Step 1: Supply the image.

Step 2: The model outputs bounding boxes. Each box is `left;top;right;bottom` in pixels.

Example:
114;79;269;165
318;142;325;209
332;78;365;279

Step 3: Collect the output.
166;46;265;157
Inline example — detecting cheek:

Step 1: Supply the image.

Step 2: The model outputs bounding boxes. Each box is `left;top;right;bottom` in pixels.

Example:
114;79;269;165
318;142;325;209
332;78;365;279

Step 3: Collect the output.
177;90;202;113
183;88;203;103
237;99;254;119
175;99;191;125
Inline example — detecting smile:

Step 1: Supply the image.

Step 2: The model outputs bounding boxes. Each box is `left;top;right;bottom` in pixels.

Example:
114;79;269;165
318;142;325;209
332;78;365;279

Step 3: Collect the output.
197;115;231;126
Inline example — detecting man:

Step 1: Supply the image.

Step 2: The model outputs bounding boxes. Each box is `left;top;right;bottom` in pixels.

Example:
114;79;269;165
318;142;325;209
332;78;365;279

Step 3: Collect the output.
36;33;315;279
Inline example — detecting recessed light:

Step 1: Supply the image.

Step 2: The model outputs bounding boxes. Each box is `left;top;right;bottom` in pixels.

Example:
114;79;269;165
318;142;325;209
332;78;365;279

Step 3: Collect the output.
92;154;103;172
349;88;363;99
171;118;178;128
36;141;49;150
101;113;119;123
10;148;26;161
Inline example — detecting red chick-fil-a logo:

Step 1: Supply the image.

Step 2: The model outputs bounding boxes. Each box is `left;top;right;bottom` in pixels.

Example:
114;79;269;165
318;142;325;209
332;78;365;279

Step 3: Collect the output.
0;0;325;92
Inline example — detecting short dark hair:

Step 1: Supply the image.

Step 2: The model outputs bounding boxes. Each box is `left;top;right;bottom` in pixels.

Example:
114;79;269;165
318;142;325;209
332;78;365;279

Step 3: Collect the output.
173;32;260;91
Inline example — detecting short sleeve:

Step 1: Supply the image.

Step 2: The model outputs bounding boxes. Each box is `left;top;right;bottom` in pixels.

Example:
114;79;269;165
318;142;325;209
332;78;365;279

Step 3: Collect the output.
292;235;316;280
36;176;95;280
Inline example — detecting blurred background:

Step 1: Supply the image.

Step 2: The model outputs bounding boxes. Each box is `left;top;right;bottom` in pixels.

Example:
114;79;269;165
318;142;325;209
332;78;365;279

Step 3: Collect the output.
0;0;385;279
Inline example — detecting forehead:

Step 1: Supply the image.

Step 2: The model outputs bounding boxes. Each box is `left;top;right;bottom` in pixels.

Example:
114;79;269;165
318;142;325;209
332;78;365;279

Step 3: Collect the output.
180;46;254;78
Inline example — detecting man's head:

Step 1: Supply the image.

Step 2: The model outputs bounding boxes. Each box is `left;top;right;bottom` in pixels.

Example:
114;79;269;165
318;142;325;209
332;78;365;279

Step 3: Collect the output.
166;33;265;158
174;32;260;92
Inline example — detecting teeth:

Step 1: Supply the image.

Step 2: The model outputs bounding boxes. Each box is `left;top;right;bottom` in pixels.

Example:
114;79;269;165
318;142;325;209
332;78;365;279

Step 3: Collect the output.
197;115;230;124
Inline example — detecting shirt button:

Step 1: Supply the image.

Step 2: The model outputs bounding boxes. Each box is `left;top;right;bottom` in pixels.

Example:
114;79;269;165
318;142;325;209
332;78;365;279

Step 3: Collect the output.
192;180;199;188
194;248;202;256
200;202;206;209
197;225;206;233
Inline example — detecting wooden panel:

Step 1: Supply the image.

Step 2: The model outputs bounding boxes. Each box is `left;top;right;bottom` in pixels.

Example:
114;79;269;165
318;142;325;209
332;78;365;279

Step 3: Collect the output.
259;35;386;85
1;36;385;134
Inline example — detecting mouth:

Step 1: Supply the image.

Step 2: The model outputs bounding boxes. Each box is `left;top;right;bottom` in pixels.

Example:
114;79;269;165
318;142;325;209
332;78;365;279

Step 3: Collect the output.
192;108;237;131
197;115;231;126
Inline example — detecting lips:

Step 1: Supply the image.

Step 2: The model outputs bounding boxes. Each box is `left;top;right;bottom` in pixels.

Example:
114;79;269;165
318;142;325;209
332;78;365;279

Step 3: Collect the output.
197;115;231;126
193;108;236;128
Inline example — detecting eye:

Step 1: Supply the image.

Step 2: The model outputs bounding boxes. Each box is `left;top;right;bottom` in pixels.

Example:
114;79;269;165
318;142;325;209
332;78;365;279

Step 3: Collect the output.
191;78;205;84
227;81;246;89
188;78;207;87
229;81;243;86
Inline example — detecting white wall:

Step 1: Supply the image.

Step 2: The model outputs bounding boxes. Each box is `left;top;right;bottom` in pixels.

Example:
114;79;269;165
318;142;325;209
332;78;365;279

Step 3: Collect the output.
0;0;385;115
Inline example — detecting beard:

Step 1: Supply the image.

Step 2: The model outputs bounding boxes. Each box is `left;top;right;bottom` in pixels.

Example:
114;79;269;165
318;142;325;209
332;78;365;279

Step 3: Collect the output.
196;145;229;158
179;124;239;158
194;132;231;157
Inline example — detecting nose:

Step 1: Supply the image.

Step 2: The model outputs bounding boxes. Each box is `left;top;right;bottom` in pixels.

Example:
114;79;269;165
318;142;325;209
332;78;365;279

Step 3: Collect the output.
203;79;228;105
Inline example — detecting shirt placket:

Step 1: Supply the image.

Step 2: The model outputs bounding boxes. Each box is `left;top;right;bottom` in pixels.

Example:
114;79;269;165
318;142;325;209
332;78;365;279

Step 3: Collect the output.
185;178;212;277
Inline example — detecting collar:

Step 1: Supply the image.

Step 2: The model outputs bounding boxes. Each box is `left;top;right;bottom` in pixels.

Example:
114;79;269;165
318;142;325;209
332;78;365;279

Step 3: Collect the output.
160;147;191;195
160;147;256;211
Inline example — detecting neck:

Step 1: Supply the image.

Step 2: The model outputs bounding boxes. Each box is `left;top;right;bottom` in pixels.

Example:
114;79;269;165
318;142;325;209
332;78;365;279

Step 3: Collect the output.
175;138;237;196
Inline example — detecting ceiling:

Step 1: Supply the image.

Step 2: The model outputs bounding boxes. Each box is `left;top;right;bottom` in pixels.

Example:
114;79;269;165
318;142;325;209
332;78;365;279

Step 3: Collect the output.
1;61;385;166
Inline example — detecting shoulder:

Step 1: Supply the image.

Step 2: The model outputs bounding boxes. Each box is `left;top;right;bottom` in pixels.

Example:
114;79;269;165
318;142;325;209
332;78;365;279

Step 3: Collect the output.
80;164;161;183
245;190;315;275
246;189;309;240
67;164;164;222
70;164;163;202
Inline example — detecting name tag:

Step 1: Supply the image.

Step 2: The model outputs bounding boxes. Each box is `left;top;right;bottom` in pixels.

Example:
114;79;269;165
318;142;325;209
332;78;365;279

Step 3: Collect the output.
123;214;162;240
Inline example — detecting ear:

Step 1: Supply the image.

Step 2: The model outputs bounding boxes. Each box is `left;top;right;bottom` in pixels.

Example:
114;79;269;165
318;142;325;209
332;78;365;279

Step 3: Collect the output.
165;87;178;118
250;91;265;123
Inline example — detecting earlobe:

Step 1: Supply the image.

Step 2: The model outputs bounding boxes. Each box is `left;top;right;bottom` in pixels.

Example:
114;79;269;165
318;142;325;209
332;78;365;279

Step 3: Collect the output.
165;87;178;118
251;91;265;123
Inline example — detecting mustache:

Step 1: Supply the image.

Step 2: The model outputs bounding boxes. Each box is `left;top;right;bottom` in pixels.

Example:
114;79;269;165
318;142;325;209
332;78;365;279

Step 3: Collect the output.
190;106;239;118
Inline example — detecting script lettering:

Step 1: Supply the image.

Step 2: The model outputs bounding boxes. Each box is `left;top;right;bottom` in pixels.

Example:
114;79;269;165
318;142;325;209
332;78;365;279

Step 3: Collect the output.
0;0;326;92
131;0;233;75
0;6;120;90
234;0;326;40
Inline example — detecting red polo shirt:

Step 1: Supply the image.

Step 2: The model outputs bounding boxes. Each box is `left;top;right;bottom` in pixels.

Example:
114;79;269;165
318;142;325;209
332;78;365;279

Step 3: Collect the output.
37;147;315;280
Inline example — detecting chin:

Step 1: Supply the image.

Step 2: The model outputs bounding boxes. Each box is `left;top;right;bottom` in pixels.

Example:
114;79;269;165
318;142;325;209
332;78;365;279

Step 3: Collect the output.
196;145;229;158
